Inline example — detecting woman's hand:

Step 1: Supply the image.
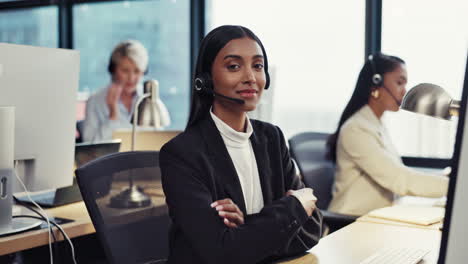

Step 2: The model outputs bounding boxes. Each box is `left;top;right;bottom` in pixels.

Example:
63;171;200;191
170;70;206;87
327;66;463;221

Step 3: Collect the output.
286;188;317;217
211;198;244;228
106;81;123;120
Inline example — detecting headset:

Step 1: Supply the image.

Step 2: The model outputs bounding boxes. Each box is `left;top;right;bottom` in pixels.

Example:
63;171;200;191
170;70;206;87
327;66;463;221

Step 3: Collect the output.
194;65;270;105
107;57;119;74
193;27;271;105
368;54;401;106
194;73;245;105
368;54;383;86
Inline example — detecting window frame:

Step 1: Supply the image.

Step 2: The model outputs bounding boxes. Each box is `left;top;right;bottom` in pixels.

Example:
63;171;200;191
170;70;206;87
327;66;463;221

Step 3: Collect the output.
0;0;449;165
0;0;204;72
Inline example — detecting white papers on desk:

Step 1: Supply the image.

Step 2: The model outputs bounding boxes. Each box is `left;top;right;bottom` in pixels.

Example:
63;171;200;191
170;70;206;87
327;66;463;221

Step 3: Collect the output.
395;196;447;208
367;205;445;226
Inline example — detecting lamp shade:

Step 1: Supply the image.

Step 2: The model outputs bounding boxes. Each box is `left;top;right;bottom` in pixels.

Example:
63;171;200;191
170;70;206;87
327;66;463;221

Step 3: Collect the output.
136;80;161;128
401;83;460;120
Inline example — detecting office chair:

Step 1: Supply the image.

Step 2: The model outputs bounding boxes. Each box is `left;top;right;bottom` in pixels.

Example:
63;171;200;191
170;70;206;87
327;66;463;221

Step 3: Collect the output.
75;151;170;264
288;132;358;234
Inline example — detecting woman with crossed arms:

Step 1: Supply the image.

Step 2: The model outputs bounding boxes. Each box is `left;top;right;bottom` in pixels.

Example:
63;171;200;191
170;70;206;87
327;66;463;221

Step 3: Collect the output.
160;25;322;264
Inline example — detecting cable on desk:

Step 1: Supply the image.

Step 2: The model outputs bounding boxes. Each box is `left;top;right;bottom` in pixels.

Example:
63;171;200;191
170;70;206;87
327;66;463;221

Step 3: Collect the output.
13;161;54;264
12;197;78;264
13;196;44;219
12;215;58;259
13;160;78;264
13;196;59;261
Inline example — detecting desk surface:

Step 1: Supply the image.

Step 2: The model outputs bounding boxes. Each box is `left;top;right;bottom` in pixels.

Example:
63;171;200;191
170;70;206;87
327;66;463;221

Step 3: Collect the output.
279;221;441;264
0;202;94;256
0;180;166;256
1;200;443;264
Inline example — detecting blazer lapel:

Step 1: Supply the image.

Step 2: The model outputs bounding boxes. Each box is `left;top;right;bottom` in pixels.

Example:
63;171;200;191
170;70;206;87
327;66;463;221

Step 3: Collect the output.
199;116;247;214
250;124;274;205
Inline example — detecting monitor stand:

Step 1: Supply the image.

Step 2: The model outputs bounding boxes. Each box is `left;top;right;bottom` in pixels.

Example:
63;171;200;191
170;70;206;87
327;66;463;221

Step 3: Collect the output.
0;218;42;237
0;169;41;236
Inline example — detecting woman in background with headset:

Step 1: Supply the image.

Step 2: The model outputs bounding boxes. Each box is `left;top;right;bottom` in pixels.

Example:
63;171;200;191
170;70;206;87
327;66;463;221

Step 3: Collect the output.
82;40;170;142
159;25;322;264
326;53;448;216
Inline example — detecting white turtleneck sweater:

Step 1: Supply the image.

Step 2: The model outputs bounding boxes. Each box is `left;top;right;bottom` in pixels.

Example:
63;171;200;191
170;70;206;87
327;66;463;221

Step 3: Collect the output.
210;111;264;215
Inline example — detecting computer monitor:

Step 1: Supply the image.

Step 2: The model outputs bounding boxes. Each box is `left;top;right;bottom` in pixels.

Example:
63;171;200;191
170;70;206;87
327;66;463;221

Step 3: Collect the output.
0;43;79;235
0;43;79;192
438;55;468;263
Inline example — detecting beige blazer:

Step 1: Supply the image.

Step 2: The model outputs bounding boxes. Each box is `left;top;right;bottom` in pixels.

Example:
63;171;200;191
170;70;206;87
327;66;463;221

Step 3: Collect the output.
328;105;448;216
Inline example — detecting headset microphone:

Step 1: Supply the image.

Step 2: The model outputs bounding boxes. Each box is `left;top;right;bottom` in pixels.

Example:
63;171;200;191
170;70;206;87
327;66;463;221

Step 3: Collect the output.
194;76;245;105
381;85;402;106
212;90;245;105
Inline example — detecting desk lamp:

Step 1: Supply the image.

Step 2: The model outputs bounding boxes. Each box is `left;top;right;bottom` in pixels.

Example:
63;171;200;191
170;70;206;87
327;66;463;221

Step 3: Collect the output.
401;83;458;177
401;83;460;120
110;80;162;208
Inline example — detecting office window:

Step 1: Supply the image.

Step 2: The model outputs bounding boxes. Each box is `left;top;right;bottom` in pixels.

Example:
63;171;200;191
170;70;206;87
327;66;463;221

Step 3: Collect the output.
74;0;190;130
382;0;468;158
0;7;58;48
206;0;365;138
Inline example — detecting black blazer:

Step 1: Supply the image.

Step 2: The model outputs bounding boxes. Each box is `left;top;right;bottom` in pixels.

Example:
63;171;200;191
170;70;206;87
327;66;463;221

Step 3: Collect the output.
160;115;322;264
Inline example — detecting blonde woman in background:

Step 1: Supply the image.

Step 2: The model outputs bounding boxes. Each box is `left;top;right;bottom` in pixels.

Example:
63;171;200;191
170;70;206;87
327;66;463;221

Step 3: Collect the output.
83;40;170;142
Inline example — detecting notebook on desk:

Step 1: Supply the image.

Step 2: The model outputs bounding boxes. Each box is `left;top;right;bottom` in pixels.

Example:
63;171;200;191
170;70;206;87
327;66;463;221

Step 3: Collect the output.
16;140;121;207
395;196;447;208
367;205;445;226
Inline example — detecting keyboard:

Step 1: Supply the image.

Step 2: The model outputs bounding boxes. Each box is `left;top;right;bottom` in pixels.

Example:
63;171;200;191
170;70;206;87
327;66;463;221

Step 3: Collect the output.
359;247;430;264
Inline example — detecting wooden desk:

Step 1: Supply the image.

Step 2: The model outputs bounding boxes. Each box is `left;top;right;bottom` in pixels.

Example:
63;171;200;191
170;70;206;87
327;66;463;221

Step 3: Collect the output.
0;180;167;256
279;196;444;264
0;202;94;256
279;220;441;264
2;194;443;263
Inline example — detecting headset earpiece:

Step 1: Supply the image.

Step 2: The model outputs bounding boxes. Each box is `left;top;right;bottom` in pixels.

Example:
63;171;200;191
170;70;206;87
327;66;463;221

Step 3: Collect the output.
108;59;115;74
194;72;213;93
194;77;203;91
368;54;383;86
372;73;382;86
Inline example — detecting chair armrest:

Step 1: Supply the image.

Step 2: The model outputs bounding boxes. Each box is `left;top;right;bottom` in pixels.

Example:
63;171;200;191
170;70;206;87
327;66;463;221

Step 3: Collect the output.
321;210;359;233
322;210;359;223
401;156;450;168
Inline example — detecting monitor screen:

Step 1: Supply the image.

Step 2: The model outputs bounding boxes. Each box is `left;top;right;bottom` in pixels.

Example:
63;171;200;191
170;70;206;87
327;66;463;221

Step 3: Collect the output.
438;54;468;263
0;43;79;192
